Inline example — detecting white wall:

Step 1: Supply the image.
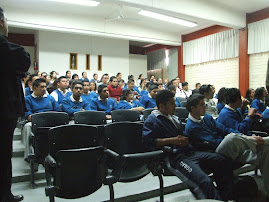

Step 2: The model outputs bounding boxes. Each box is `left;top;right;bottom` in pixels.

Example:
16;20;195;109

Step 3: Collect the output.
129;54;147;82
23;46;35;74
249;52;269;89
167;48;178;80
38;30;129;80
185;58;239;92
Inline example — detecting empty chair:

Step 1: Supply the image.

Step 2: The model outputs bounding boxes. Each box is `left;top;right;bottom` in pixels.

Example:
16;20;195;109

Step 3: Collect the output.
111;109;140;122
104;122;164;201
142;108;155;120
28;111;69;188
74;111;107;125
174;107;189;122
181;101;187;107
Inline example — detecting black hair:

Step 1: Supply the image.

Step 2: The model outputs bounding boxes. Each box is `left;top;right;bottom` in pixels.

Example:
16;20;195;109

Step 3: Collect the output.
246;88;254;99
41;72;47;76
265;95;269;106
170;79;177;85
110;76;117;82
192;89;200;94
128;75;134;80
138;74;143;79
225;88;241;104
116;72;122;77
254;87;266;100
50;71;56;77
146;82;151;88
57;76;67;83
82;71;86;76
98;84;108;94
89;81;97;91
120;88;133;100
156;83;163;87
100;73;109;82
82;80;90;85
186;94;205;112
217;87;227;103
0;7;4;21
72;74;78;80
66;70;71;74
175;76;180;79
23;72;30;79
168;84;176;91
127;79;135;84
150;75;155;79
28;73;38;82
148;84;158;92
195;83;201;87
199;84;212;95
71;80;83;89
156;90;174;109
93;73;97;77
118;79;124;83
32;78;46;88
182;82;188;87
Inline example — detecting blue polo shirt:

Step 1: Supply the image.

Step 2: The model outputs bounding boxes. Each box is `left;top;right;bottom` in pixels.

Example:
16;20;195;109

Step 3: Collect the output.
90;96;118;115
140;93;156;109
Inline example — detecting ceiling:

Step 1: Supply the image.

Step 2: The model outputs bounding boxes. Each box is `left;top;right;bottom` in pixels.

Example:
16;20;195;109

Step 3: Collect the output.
3;0;269;46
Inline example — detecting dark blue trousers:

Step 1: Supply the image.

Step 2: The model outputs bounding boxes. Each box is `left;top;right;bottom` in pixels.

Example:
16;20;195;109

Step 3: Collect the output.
170;151;233;201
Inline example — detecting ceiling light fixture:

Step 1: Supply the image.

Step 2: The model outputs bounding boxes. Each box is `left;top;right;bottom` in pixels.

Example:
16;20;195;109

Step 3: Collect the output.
48;0;100;7
138;10;197;27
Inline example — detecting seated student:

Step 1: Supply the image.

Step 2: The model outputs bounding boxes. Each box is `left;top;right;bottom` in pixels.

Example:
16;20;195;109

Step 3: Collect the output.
90;84;118;120
118;79;125;89
140;82;150;96
25;73;39;96
50;76;72;105
216;87;227;114
79;71;90;82
156;82;165;90
97;73;109;87
107;76;123;101
168;84;182;107
65;70;72;81
199;84;218;118
245;88;255;105
124;79;141;95
217;88;256;135
262;96;269;118
251;87;267;115
23;78;60;160
81;80;98;103
118;88;145;112
142;90;234;201
178;81;192;98
90;73;99;84
140;84;159;109
185;94;269;195
138;78;147;92
62;81;91;117
167;79;181;97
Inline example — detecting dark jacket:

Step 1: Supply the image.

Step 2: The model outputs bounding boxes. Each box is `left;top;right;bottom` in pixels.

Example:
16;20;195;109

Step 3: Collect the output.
0;34;30;119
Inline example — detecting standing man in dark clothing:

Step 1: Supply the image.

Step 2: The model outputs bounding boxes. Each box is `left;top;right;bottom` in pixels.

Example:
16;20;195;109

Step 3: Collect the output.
0;7;30;202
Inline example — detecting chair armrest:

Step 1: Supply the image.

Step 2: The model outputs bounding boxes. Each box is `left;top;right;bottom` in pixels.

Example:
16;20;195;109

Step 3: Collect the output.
251;131;268;137
105;149;120;160
123;150;163;160
45;155;56;168
44;155;56;186
162;146;178;154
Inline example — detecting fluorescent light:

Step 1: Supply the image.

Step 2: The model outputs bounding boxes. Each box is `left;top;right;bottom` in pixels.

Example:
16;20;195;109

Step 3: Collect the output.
48;0;100;7
138;10;197;27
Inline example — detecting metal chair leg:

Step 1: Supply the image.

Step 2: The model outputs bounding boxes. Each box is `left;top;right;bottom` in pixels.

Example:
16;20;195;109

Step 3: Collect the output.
109;184;115;202
30;160;37;189
158;174;164;202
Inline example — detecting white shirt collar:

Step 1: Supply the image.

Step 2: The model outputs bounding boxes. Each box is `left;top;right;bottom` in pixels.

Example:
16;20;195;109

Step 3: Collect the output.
225;104;237;112
70;95;82;102
188;114;204;123
98;96;108;101
58;88;69;95
148;93;152;98
153;110;180;129
31;92;47;98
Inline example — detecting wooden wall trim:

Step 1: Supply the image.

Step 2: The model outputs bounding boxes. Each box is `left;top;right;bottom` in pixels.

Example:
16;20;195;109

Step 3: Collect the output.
7;33;35;46
239;28;249;94
247;7;269;24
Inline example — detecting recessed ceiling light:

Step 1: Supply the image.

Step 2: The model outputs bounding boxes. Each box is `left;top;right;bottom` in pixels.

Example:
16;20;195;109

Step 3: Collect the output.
48;0;100;7
138;10;197;27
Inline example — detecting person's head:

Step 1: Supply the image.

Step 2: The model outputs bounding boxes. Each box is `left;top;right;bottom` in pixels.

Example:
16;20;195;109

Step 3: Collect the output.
156;83;164;90
23;72;30;84
27;74;39;87
71;81;83;98
89;81;97;91
37;71;41;78
41;72;47;78
98;84;109;99
32;78;47;96
157;78;163;84
156;90;176;116
225;88;242;108
127;79;135;89
118;79;125;87
110;76;118;87
145;78;149;83
164;78;169;85
72;74;79;81
175;76;180;83
141;78;147;87
57;76;68;91
182;82;189;91
246;88;255;99
82;81;90;93
146;82;151;90
116;72;122;79
152;78;157;83
82;71;87;78
66;70;71;79
93;73;98;80
195;83;201;89
217;87;227;104
199;84;214;99
168;84;176;95
50;71;57;79
170;79;178;88
254;87;267;100
0;7;8;37
186;94;206;117
149;84;159;99
150;75;155;81
121;88;134;102
212;85;216;94
44;75;51;85
138;74;144;80
128;75;134;80
100;74;109;84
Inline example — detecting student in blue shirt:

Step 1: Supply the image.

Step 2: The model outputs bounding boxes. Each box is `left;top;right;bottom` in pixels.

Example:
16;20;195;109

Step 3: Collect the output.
142;90;234;201
124;79;141;95
216;87;227;114
79;71;90;82
262;96;269;118
50;76;72;104
140;84;160;109
81;80;98;103
62;81;91;117
90;84;118;120
140;82;150;96
118;88;144;112
251;87;267;114
25;73;39;96
168;84;182;107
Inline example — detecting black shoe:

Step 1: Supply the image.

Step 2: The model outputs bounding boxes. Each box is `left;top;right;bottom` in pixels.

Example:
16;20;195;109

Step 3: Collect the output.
8;194;24;202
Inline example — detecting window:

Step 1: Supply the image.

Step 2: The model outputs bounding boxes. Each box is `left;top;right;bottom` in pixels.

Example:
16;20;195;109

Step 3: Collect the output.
86;54;90;70
98;55;102;71
70;53;78;70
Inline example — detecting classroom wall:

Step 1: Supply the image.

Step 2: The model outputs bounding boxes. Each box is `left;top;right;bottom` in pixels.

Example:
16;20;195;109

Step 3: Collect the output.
22;46;35;74
129;54;147;82
167;48;178;80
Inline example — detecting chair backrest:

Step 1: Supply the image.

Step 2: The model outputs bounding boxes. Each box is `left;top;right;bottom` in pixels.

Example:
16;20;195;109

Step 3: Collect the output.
174;107;189;121
181;101;187;107
54;147;104;199
111;109;140;122
74;111;107;125
31;112;69;133
48;124;103;159
104;122;149;181
177;97;187;102
142;108;155;120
